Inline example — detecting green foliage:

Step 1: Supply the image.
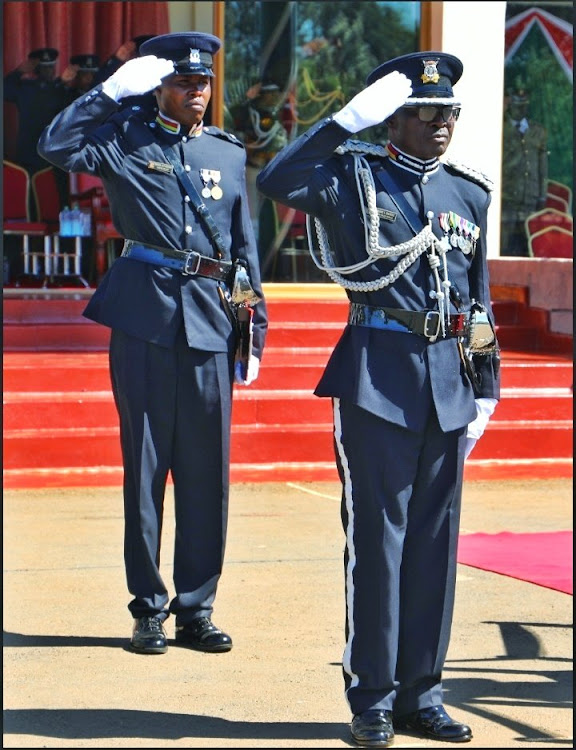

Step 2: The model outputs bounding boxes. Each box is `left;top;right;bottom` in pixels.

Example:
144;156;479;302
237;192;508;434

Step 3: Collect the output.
224;1;419;142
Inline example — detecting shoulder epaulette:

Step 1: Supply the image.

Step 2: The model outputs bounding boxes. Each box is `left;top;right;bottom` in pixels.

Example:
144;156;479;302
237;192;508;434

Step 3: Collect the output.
203;126;245;148
335;139;388;158
444;158;493;192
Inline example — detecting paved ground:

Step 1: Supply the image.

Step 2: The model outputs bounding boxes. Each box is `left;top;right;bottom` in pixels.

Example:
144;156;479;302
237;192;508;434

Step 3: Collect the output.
3;478;573;749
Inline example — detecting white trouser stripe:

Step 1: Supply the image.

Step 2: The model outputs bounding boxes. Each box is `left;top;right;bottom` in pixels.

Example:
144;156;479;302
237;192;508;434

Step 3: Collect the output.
333;398;359;702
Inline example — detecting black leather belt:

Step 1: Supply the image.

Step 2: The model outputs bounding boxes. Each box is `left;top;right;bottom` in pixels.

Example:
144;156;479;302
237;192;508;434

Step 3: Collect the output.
348;303;468;340
121;240;233;282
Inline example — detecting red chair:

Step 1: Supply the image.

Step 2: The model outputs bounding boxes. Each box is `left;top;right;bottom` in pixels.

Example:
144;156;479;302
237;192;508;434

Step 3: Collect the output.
32;167;90;286
547;180;572;214
528;225;573;258
3;160;52;283
525;208;573;240
69;173;122;281
545;193;570;213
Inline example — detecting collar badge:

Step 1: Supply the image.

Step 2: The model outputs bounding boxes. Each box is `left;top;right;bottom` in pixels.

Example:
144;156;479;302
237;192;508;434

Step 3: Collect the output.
421;59;440;84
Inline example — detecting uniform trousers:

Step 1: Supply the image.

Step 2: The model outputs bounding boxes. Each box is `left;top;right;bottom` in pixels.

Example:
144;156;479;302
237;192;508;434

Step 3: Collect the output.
332;397;467;716
109;326;233;625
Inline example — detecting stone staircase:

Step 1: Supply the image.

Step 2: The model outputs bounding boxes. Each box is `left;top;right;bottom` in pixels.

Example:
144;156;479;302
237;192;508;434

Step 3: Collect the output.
3;284;573;488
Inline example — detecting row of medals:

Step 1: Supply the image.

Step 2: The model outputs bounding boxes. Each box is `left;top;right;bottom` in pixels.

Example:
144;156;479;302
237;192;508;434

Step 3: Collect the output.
200;169;223;200
438;212;479;255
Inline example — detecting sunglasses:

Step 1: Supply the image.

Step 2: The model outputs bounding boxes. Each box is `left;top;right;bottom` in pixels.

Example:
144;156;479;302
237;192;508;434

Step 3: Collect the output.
402;106;461;122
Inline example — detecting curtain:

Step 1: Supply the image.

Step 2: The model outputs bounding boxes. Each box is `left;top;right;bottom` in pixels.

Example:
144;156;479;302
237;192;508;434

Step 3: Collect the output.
3;1;170;160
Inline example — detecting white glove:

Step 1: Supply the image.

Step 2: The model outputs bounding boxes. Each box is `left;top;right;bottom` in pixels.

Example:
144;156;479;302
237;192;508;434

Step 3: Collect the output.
332;71;413;133
465;397;498;459
101;55;175;102
234;355;260;386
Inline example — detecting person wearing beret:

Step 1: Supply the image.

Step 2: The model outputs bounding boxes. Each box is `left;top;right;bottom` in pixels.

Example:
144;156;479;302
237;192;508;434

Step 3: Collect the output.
257;51;500;746
38;32;268;657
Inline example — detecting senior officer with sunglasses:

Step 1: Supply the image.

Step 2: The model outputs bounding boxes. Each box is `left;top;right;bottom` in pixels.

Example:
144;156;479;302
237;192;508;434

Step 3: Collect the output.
257;51;500;747
38;32;267;656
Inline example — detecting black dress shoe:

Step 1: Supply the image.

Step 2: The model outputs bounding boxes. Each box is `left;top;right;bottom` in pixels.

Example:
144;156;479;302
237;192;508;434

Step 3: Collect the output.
175;617;233;652
394;705;472;742
130;616;168;654
351;710;394;748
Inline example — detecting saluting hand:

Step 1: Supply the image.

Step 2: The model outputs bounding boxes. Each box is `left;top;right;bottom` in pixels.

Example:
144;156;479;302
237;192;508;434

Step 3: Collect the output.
333;71;413;133
101;55;175;102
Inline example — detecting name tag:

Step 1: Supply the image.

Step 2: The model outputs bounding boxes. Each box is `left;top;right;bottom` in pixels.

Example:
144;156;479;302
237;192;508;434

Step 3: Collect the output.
377;208;397;222
147;161;173;174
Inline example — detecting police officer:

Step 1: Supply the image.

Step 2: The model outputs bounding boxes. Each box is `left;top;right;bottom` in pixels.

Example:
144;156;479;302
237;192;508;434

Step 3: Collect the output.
4;48;75;208
67;54;101;97
3;48;76;173
257;52;500;747
501;86;548;256
38;32;268;656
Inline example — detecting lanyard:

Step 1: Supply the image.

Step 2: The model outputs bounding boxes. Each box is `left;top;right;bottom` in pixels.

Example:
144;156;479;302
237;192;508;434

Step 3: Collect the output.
375;167;423;235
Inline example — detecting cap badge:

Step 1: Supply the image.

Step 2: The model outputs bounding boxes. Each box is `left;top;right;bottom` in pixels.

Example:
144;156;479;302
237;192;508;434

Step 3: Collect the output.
421;59;440;84
189;48;201;64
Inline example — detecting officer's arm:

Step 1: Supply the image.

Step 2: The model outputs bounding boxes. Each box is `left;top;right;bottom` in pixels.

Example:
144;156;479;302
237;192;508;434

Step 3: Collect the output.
37;86;120;174
233;171;268;361
3;69;24;102
37;56;174;174
467;195;501;401
256;72;411;213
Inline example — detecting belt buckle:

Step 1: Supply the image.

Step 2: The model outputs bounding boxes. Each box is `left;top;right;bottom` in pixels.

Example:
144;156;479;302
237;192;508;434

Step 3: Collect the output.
183;251;201;276
424;310;441;340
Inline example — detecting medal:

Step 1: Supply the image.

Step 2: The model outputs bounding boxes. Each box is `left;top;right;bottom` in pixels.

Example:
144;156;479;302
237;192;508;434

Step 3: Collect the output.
439;235;451;252
200;169;223;200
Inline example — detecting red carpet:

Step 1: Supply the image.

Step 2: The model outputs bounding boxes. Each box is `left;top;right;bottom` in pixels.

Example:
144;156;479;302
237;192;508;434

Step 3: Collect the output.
457;530;573;595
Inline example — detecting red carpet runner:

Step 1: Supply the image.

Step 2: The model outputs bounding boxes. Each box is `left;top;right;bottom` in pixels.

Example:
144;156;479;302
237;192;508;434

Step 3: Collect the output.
457;530;573;595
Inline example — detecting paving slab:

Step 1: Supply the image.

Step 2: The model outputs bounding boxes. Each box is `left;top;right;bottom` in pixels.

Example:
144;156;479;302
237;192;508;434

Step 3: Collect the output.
3;479;573;748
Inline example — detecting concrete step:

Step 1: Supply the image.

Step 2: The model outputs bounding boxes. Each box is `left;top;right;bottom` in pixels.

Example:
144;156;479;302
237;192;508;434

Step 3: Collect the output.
3;351;573;391
3;418;572;472
3;387;573;430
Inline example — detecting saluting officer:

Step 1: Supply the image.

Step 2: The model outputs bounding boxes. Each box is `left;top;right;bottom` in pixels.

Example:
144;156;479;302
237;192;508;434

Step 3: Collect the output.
38;32;268;656
257;52;500;747
4;47;75;210
67;54;101;97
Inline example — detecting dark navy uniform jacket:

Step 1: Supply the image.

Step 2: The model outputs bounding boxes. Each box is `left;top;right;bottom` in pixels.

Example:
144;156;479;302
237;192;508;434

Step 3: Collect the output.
257;117;500;433
4;70;73;173
37;85;268;359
